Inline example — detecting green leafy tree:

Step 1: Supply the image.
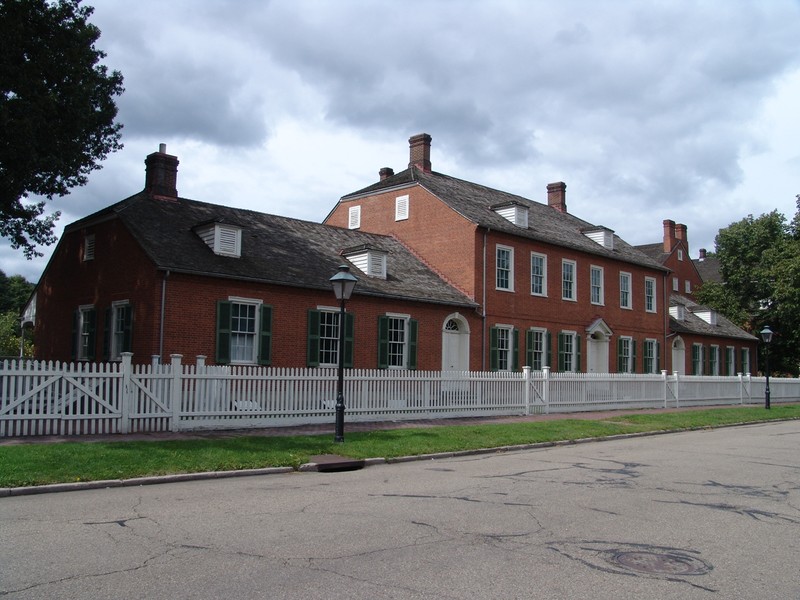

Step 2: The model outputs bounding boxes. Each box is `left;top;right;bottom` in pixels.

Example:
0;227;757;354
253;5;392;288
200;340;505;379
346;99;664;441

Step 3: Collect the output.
0;310;33;358
0;0;124;258
0;270;35;312
697;205;800;375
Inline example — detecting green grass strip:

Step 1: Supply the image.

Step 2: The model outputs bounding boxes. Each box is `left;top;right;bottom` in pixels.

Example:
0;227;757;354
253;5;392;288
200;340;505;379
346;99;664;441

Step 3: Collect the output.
1;404;798;488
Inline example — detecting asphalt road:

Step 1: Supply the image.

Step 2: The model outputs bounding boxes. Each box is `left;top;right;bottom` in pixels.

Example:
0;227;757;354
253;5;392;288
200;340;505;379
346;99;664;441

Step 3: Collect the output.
2;421;799;599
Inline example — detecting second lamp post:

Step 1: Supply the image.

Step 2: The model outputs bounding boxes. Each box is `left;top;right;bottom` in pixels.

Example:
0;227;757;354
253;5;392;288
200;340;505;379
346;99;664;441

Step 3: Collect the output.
330;265;358;443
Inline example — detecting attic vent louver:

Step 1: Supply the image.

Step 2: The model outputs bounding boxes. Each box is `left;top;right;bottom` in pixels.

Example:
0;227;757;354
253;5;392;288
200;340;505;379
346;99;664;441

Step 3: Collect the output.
583;226;615;250
669;305;685;321
195;222;242;258
343;245;387;279
694;308;717;326
492;202;528;228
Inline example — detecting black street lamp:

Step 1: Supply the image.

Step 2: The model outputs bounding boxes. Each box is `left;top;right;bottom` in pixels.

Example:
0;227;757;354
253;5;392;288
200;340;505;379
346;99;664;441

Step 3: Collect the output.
760;326;773;410
330;265;358;443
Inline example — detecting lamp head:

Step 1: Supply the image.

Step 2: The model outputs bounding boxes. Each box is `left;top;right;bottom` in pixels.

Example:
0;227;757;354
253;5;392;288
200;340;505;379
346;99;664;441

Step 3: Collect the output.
330;264;358;301
760;326;773;344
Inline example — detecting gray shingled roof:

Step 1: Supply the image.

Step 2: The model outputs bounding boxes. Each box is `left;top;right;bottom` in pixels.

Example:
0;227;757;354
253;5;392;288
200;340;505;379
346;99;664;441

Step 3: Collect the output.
635;242;669;264
693;255;722;284
69;192;477;308
669;294;756;341
343;167;668;272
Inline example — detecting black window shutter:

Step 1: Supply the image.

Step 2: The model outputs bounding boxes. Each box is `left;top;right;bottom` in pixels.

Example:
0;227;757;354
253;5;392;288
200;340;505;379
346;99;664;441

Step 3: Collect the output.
307;309;320;367
258;305;272;365
216;301;231;365
575;334;581;372
545;331;551;368
344;312;355;368
656;341;661;373
526;330;534;369
377;315;389;369
489;326;499;371
85;309;97;362
631;339;637;373
103;308;111;361
557;333;565;371
122;305;133;353
408;319;418;370
512;328;519;371
617;338;624;372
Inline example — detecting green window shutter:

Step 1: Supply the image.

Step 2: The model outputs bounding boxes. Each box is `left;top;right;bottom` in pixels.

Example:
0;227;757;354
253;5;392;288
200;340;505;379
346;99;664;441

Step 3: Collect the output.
258;305;272;365
617;338;624;372
489;326;499;371
122;305;133;353
307;310;320;367
85;309;97;362
216;301;232;364
656;342;661;372
344;312;355;368
557;333;565;371
545;331;551;368
526;330;534;368
377;315;389;369
512;328;519;371
103;308;111;361
705;345;710;375
631;339;637;373
408;319;418;370
575;334;581;372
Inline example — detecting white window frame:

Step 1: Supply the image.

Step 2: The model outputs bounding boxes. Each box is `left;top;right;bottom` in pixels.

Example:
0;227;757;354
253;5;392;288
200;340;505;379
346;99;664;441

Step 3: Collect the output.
496;245;514;292
620;272;632;309
110;300;131;361
385;312;411;369
395;195;409;221
741;348;751;374
316;305;342;368
726;346;735;376
619;336;634;373
645;277;657;313
562;259;577;301
590;265;604;305
76;304;94;361
228;296;263;364
709;345;720;376
672;277;679;291
495;324;514;372
530;252;547;297
644;338;658;374
348;205;361;229
678;249;684;261
83;234;95;261
692;343;704;375
529;327;548;370
559;330;578;373
685;280;692;294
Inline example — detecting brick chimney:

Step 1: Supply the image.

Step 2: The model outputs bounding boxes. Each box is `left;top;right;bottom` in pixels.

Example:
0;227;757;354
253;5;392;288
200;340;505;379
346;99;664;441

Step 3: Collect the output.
145;143;179;198
546;182;567;213
663;219;677;253
408;133;432;173
699;248;707;261
379;167;394;181
675;223;688;252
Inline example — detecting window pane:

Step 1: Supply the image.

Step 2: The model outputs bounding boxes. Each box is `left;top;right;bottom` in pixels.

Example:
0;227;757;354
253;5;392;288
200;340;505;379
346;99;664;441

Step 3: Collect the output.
319;311;340;366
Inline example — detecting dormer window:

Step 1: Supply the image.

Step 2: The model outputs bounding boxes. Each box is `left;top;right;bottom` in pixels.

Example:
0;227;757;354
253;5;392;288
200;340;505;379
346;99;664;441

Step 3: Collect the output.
492;202;528;228
343;245;387;279
195;222;242;257
669;305;686;321
582;226;615;250
694;308;718;326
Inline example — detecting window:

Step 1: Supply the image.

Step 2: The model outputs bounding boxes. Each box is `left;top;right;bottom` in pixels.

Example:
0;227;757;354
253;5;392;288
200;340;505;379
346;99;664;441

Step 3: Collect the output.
348;205;361;229
490;325;518;371
378;315;418;369
557;331;580;372
216;300;272;365
530;253;547;296
83;234;95;261
741;348;750;374
104;302;132;361
692;343;704;375
620;272;632;309
709;345;720;376
73;305;96;361
645;277;656;313
685;280;692;294
617;336;636;373
195;223;243;257
726;346;735;376
643;339;660;374
395;195;409;221
526;328;550;370
672;277;679;291
307;308;353;368
590;266;604;305
562;260;576;301
496;245;514;291
678;249;684;261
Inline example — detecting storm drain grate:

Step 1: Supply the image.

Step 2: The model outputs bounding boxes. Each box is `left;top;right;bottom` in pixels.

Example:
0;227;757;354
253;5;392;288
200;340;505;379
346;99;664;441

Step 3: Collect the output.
608;550;712;576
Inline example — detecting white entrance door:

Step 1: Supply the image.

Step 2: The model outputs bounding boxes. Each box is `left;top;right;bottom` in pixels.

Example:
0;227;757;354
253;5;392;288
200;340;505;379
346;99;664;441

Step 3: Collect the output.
672;337;686;375
441;315;470;372
587;332;610;373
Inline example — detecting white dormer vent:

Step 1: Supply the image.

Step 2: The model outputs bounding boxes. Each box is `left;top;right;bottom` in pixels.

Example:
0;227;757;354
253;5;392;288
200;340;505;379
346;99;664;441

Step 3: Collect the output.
694;309;717;326
344;246;387;279
493;203;529;228
196;223;242;257
669;305;685;321
583;227;615;250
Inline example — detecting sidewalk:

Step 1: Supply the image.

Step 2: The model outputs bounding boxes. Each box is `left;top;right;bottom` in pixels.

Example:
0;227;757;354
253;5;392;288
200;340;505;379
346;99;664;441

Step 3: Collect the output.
0;404;757;446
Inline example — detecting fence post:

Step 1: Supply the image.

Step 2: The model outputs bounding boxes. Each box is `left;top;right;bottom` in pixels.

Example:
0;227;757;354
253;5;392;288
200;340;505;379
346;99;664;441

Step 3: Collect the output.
738;372;744;405
542;366;550;414
745;372;752;404
169;354;183;432
673;371;680;409
523;366;531;415
151;355;160;369
120;353;133;434
661;370;668;409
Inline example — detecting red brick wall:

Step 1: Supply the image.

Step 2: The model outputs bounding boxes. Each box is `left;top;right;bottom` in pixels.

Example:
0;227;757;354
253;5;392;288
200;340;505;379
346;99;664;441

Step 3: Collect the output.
667;332;758;376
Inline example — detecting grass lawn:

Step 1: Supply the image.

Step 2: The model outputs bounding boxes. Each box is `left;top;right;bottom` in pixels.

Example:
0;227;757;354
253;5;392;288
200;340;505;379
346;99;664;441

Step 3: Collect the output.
1;405;798;488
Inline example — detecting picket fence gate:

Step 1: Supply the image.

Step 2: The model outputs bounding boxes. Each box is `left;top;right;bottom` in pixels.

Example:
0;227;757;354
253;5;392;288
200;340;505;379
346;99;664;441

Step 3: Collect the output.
1;353;799;437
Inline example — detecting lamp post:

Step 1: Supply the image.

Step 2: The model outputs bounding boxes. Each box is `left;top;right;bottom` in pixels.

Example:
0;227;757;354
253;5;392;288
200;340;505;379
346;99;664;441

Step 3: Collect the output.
760;326;773;410
330;265;358;443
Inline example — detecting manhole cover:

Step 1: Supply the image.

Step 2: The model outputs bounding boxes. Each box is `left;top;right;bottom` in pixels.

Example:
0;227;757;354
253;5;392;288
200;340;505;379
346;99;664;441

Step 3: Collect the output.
609;551;711;576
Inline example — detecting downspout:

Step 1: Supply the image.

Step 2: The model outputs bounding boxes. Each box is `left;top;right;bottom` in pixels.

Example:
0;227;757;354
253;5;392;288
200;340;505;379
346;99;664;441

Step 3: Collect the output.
663;271;669;372
481;227;490;370
159;270;170;362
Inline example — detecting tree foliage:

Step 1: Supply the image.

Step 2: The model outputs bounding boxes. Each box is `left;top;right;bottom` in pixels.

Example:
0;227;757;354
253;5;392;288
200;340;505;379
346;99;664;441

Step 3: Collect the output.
0;269;35;313
0;0;124;258
697;202;800;375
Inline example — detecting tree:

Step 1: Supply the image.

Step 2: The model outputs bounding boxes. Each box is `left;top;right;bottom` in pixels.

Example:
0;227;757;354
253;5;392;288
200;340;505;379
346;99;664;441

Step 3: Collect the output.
697;205;800;375
0;0;124;258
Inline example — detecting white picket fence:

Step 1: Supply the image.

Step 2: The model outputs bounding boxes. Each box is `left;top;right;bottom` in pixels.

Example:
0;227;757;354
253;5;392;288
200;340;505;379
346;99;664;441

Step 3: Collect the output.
1;353;798;437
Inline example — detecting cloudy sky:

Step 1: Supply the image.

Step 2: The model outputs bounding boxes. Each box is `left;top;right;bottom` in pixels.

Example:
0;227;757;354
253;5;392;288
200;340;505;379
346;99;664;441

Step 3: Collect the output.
3;0;800;282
